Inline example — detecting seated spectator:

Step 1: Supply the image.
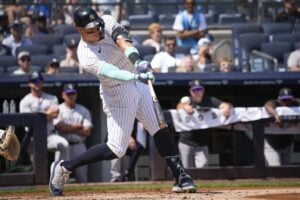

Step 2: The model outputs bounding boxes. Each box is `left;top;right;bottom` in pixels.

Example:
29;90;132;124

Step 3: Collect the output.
176;80;232;168
195;37;213;72
173;0;208;54
29;13;52;35
2;21;32;56
12;51;33;75
287;48;300;72
45;58;60;74
275;0;300;23
60;38;82;73
264;87;300;166
217;57;234;73
176;55;197;72
151;36;184;73
120;19;139;46
142;23;163;53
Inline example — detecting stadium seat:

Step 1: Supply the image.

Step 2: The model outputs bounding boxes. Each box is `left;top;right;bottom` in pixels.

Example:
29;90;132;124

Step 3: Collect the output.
158;14;175;30
30;34;63;50
262;23;293;35
132;34;149;44
0;55;17;68
150;0;179;16
31;55;57;70
271;33;300;44
176;45;190;55
129;14;156;30
135;45;156;59
218;13;246;24
53;24;78;36
16;44;49;55
238;33;269;70
260;42;294;68
231;24;262;60
58;67;79;74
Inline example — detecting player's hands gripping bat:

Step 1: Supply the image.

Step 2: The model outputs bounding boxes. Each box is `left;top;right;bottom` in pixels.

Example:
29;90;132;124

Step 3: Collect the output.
148;80;168;129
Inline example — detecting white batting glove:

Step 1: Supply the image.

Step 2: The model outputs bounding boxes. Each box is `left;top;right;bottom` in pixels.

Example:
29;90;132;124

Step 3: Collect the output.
134;72;155;84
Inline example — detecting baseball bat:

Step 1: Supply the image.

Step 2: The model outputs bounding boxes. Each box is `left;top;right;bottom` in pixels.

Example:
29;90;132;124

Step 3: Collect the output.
148;80;168;129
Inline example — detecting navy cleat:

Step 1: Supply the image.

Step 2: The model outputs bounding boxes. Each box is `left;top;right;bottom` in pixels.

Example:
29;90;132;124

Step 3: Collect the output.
49;160;71;196
172;172;197;193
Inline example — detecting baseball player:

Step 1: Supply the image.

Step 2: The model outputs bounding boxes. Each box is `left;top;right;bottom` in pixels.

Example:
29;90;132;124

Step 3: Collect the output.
19;71;69;162
49;6;196;196
54;83;93;183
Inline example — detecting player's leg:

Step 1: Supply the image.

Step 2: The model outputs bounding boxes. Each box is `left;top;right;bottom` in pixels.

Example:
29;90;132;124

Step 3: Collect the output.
194;145;209;168
49;84;138;196
178;142;195;168
136;83;196;193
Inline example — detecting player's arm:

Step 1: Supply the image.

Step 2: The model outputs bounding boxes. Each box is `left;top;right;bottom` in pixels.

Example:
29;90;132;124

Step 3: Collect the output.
264;100;281;123
111;25;152;73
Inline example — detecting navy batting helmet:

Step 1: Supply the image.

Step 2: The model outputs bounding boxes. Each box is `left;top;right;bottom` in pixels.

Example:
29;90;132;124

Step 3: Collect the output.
74;6;104;30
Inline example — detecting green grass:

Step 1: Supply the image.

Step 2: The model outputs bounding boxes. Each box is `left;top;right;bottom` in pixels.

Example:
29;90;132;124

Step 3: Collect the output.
0;180;300;195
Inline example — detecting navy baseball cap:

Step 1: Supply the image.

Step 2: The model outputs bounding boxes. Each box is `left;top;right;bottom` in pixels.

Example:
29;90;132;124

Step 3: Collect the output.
63;83;77;94
28;71;43;83
189;80;204;92
278;87;294;100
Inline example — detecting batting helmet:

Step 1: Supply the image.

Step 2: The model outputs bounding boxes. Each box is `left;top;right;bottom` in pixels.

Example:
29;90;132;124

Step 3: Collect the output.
74;6;104;30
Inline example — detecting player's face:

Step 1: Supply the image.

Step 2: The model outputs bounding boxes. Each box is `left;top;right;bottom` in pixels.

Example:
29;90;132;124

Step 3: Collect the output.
29;81;43;94
62;92;77;106
78;26;103;43
190;86;204;103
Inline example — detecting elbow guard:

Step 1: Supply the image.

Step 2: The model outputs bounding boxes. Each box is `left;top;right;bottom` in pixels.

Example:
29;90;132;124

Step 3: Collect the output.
111;26;132;43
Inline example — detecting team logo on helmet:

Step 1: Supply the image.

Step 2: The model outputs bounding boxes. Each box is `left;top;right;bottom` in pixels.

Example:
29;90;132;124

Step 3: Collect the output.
89;14;95;20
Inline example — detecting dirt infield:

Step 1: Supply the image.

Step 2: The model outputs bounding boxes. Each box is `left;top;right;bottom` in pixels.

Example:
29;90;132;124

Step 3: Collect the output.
1;181;300;200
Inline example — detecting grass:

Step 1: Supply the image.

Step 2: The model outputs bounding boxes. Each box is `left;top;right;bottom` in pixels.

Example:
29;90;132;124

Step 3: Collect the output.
0;179;300;195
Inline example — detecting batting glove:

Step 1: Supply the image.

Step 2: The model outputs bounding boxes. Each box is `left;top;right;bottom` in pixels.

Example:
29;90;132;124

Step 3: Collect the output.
134;72;155;84
135;60;153;73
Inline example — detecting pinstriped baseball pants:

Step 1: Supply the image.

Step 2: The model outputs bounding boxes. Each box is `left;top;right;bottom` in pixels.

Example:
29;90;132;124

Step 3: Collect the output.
101;82;160;158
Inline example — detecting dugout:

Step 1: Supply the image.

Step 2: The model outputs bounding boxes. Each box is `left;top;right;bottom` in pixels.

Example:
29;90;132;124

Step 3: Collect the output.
1;72;300;185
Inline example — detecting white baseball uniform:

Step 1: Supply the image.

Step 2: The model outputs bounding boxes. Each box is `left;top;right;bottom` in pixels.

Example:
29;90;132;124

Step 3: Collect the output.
53;103;93;182
77;15;160;158
19;92;69;161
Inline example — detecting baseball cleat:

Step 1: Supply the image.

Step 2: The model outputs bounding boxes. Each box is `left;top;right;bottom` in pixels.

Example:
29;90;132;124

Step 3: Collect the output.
49;160;71;196
172;172;197;193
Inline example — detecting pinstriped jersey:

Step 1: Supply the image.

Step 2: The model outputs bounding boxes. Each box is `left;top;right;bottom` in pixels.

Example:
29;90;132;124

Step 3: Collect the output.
77;15;136;90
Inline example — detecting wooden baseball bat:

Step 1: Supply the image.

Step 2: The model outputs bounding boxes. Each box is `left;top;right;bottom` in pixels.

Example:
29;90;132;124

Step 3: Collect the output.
148;80;168;129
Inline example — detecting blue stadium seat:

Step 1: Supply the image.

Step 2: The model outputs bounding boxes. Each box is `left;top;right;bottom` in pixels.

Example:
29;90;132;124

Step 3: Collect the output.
53;24;78;36
63;33;81;45
58;67;79;74
30;34;63;50
271;33;300;43
175;45;190;55
260;42;294;64
262;23;293;35
16;44;49;55
0;55;17;68
231;24;262;60
135;45;156;59
218;13;246;24
31;55;57;70
129;14;156;30
158;14;175;30
238;33;269;70
149;0;179;16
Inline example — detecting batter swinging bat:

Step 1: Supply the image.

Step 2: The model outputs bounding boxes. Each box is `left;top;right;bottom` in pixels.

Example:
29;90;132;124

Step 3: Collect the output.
148;80;168;129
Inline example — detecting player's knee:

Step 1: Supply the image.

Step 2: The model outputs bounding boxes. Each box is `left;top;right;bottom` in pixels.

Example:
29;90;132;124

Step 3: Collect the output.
106;142;127;158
